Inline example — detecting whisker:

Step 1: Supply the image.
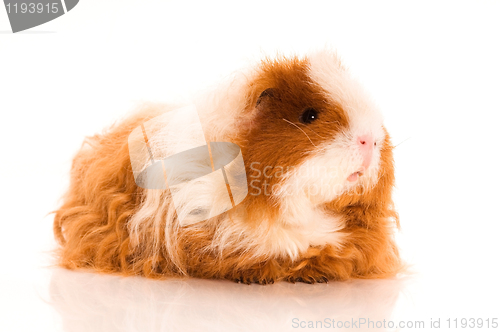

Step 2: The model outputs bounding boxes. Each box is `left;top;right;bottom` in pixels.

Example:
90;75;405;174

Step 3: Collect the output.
394;136;411;148
282;118;316;147
320;120;341;125
304;125;326;139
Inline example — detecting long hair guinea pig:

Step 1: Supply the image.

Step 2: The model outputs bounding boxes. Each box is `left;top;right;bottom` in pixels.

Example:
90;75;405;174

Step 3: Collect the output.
53;50;402;284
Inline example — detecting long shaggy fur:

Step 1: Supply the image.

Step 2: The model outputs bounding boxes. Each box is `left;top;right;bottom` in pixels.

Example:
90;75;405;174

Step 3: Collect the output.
53;50;403;284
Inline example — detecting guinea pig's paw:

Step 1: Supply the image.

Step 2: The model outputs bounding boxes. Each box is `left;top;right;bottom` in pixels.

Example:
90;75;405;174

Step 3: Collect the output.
286;269;329;284
258;277;276;285
234;275;276;285
234;276;249;284
232;260;282;285
234;276;256;285
286;275;329;284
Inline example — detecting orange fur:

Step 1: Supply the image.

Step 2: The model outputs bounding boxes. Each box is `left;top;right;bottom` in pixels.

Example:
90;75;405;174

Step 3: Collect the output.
53;53;403;284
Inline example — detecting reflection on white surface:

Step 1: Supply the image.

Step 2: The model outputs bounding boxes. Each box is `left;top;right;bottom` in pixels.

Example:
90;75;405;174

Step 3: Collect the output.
49;268;407;332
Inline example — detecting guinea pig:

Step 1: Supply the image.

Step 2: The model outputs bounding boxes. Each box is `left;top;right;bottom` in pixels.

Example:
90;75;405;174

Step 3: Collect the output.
53;49;402;284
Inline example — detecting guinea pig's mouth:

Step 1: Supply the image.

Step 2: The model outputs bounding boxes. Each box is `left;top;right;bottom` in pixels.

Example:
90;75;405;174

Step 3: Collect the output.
347;170;364;182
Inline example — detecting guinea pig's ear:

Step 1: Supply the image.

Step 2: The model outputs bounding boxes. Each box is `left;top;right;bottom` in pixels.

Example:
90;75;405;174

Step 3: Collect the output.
255;88;276;108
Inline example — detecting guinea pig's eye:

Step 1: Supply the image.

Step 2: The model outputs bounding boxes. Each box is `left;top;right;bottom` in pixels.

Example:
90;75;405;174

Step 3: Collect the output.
299;108;318;124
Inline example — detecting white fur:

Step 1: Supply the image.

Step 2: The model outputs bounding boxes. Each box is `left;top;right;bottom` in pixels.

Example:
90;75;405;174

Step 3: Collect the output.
307;50;385;141
195;68;258;143
128;70;258;271
209;207;346;261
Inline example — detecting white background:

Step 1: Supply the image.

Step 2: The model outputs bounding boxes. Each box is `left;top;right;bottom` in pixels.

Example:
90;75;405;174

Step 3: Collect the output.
1;1;499;331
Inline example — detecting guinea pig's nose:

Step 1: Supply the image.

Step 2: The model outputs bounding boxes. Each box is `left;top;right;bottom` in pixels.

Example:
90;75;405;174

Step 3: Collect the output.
357;135;374;171
357;135;374;148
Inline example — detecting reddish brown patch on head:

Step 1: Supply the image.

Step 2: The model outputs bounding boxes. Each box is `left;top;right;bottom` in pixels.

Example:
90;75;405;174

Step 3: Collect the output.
235;56;351;210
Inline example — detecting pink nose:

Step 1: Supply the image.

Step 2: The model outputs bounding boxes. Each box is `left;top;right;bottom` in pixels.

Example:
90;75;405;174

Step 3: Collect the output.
357;135;374;171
